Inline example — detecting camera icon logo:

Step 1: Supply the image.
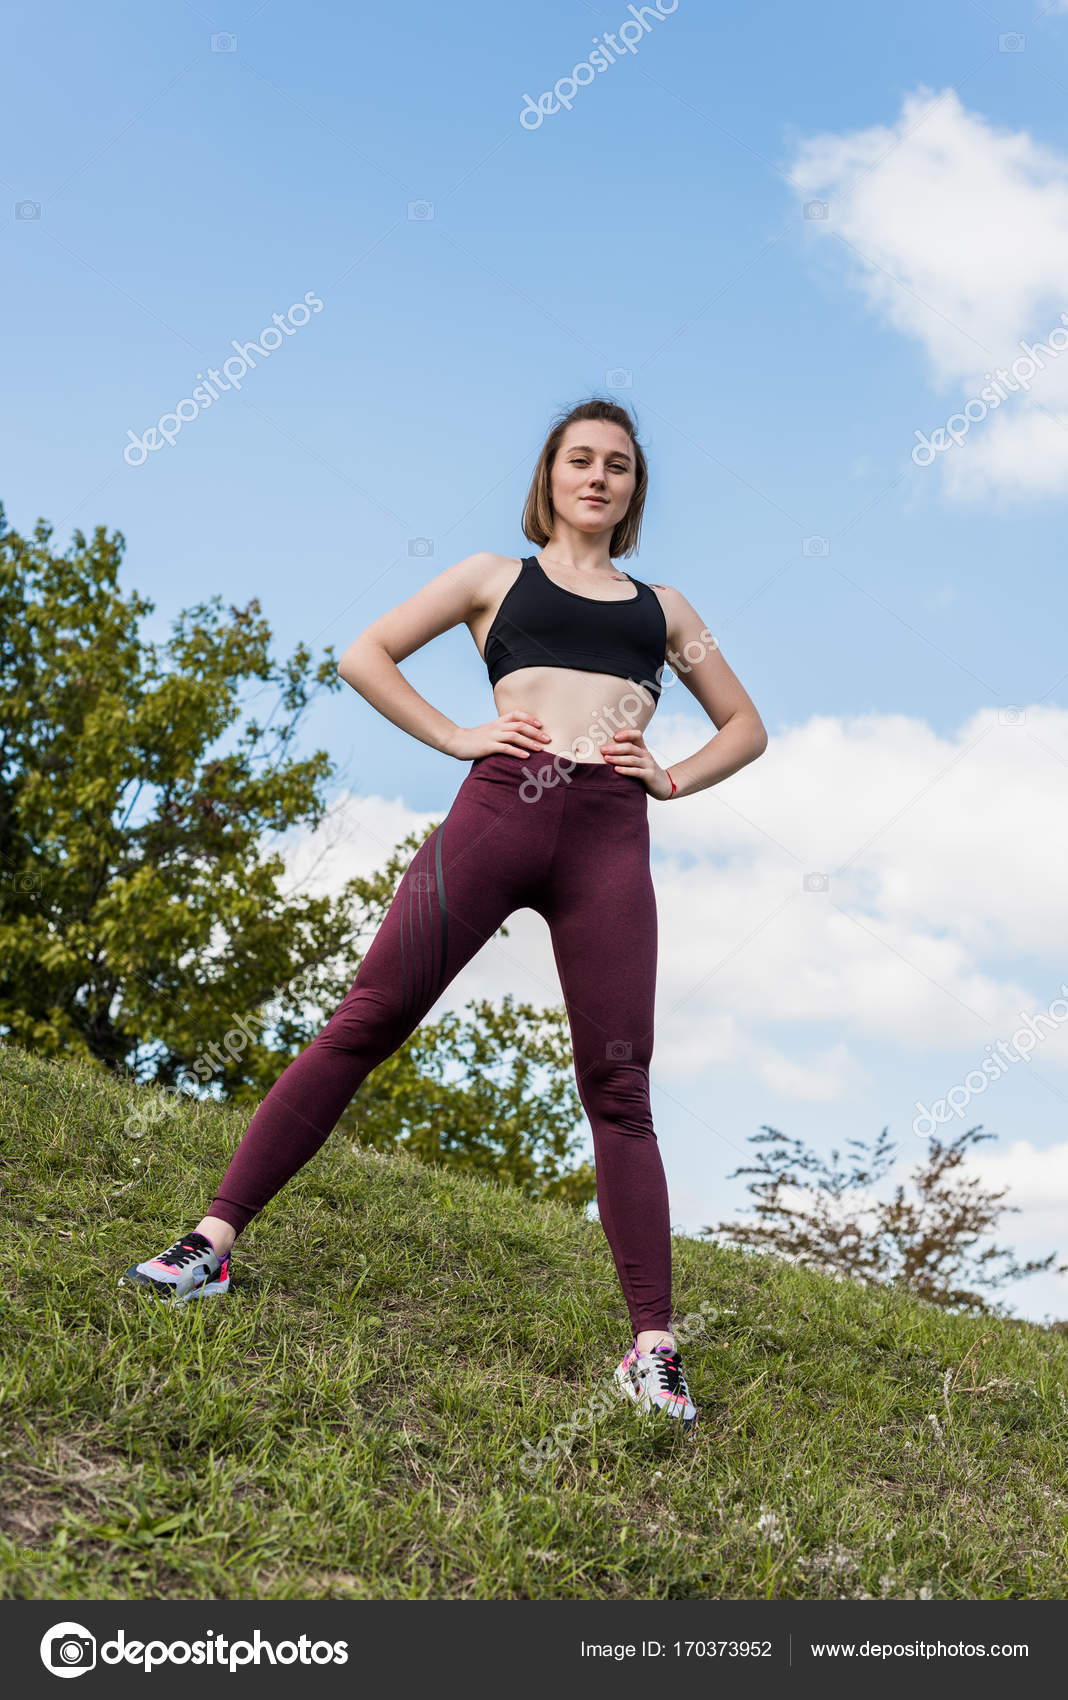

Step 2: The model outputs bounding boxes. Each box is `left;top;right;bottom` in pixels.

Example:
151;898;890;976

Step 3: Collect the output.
40;1623;97;1679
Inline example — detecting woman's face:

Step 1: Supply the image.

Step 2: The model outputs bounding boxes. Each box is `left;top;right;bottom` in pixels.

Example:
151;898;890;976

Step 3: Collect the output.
549;421;637;534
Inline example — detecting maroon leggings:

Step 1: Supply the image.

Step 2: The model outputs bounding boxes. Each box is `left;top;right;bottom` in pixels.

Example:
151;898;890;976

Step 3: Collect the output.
207;749;671;1332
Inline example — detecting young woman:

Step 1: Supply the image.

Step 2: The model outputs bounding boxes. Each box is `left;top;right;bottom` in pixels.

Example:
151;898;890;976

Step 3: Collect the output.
122;397;768;1434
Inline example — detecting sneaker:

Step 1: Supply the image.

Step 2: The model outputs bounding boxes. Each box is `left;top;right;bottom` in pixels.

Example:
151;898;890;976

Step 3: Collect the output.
119;1229;230;1303
614;1337;698;1433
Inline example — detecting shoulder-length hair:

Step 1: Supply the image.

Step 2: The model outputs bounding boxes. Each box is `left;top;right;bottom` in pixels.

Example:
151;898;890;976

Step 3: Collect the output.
521;396;648;559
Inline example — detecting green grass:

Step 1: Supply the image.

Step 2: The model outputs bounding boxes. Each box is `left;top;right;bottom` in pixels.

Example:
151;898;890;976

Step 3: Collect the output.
2;1041;1068;1600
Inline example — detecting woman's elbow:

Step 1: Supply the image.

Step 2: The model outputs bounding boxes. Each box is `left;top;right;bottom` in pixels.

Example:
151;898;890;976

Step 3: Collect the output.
337;636;378;688
743;712;769;760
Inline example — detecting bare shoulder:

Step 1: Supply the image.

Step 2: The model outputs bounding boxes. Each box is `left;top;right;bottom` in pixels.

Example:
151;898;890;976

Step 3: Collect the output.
350;551;520;666
461;550;526;614
644;581;690;648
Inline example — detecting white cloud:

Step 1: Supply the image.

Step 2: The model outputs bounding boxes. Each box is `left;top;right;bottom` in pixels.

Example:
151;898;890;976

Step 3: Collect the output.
280;790;436;904
680;1138;1068;1322
969;1136;1068;1243
788;86;1068;499
283;702;1068;1096
280;711;1068;1318
744;1040;860;1102
641;700;1068;1087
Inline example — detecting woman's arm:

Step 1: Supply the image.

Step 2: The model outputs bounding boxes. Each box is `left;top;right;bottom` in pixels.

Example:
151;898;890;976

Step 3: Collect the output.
652;585;768;799
337;552;547;761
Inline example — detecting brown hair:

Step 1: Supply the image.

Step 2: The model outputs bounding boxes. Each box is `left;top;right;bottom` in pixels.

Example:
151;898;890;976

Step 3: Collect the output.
521;396;648;559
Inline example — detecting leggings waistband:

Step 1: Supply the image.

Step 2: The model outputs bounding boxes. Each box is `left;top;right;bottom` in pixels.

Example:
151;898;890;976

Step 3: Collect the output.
469;749;647;794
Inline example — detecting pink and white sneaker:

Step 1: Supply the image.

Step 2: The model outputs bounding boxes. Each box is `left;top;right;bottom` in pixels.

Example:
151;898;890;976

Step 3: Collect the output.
119;1229;230;1303
614;1337;698;1434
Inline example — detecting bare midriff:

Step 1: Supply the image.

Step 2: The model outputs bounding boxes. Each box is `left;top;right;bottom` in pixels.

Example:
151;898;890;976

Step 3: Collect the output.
466;556;666;764
489;663;658;764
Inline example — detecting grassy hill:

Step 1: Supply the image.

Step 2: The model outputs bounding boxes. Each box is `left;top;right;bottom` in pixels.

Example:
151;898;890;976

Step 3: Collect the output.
2;1040;1067;1601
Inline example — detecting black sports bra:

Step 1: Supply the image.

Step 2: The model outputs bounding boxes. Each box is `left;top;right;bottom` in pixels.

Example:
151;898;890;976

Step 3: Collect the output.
482;555;669;702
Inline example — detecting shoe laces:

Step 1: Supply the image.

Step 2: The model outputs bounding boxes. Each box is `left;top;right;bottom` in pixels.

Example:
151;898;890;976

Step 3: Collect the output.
156;1235;211;1270
649;1344;689;1399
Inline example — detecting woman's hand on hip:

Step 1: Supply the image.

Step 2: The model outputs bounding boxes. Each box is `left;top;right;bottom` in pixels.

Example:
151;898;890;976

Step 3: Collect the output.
601;727;674;798
446;710;554;761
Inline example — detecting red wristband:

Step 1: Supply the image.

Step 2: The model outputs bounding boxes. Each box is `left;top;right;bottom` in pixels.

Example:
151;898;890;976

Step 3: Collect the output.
667;769;677;798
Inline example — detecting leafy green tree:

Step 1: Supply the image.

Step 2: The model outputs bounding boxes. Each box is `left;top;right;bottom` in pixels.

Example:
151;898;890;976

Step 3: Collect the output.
710;1122;1065;1312
0;504;595;1204
343;992;596;1206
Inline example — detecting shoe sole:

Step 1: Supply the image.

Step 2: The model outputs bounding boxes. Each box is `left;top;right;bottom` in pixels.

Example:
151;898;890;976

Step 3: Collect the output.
118;1272;230;1304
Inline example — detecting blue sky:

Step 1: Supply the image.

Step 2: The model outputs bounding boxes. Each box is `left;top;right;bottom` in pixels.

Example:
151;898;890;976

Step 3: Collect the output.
5;0;1068;1317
